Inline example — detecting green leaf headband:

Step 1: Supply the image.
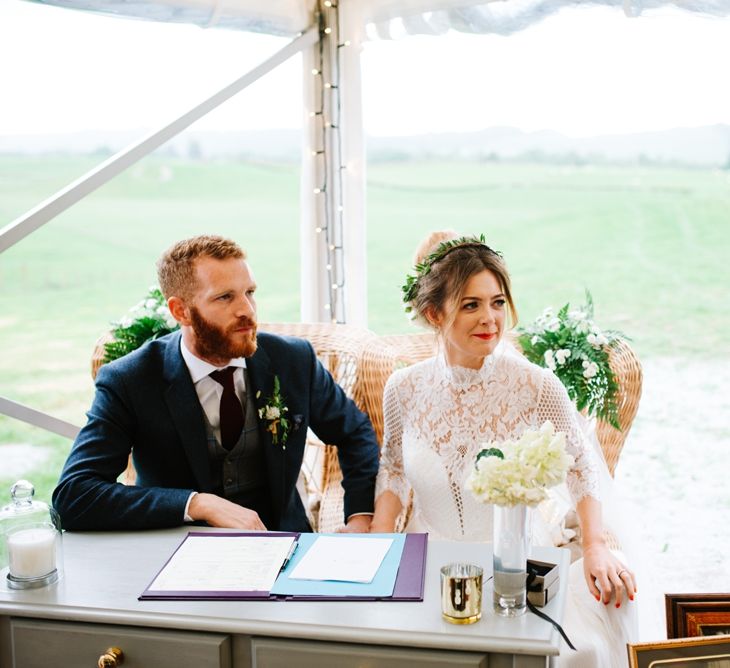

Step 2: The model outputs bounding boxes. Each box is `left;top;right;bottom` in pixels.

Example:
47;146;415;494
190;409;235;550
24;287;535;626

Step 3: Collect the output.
401;234;503;314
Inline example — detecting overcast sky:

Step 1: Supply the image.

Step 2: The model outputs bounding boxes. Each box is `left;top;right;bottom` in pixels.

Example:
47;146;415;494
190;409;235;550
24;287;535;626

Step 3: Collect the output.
1;1;729;137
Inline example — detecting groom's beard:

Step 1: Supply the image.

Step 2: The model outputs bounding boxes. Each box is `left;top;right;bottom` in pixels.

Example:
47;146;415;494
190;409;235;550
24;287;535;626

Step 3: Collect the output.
189;307;258;360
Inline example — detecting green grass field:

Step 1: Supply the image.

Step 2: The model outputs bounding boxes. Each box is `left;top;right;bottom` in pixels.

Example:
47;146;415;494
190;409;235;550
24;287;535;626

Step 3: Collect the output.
1;154;729;503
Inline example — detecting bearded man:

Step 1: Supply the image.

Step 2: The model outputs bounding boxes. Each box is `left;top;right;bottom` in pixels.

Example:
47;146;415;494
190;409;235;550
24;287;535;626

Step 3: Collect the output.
53;236;379;532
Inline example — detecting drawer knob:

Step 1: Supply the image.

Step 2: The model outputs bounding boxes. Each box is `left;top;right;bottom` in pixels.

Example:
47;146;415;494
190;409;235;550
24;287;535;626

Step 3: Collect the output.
97;646;124;667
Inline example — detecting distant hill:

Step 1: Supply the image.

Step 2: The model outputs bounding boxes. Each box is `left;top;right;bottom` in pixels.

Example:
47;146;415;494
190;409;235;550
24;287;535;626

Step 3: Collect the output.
2;125;729;166
367;125;730;166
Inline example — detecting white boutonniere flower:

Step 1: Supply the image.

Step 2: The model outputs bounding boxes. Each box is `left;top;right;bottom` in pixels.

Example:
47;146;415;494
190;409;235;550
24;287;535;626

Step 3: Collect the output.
256;376;290;448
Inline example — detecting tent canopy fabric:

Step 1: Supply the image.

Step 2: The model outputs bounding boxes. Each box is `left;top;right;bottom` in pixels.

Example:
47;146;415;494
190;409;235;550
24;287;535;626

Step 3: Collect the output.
29;0;730;37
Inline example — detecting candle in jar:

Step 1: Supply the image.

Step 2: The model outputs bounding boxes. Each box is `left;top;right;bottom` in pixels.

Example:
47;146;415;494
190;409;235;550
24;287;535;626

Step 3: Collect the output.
7;527;57;579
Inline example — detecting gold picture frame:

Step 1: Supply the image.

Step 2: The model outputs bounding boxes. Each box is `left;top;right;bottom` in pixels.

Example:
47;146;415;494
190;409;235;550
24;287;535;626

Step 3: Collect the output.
666;594;730;639
628;635;730;668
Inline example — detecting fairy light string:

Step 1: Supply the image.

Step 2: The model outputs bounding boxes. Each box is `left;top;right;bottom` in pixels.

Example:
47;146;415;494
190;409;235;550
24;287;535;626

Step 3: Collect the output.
311;0;346;323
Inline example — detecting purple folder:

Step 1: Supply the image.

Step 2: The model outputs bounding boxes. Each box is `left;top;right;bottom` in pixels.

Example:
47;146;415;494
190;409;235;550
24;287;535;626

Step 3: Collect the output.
139;532;427;602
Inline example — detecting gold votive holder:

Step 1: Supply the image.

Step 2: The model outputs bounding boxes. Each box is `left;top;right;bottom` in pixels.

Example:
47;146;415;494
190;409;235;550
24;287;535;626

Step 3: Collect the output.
440;563;483;624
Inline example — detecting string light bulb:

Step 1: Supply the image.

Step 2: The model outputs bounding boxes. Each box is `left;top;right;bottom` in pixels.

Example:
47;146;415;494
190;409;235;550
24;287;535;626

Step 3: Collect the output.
324;27;332;35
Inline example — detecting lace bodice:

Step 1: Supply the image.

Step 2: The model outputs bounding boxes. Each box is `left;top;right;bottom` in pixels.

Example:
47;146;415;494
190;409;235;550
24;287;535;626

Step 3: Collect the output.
375;342;601;541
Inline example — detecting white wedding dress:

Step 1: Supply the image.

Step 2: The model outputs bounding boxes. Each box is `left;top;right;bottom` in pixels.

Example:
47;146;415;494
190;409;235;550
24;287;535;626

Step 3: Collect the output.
375;342;637;667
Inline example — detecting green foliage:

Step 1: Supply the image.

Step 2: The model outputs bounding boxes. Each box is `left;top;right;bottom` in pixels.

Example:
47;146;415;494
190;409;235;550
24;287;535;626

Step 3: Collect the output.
401;233;501;313
103;287;179;363
517;291;624;429
476;447;504;462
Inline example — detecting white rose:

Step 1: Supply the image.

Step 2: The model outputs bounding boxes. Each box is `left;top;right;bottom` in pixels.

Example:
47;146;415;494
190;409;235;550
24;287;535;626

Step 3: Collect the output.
555;348;571;365
264;406;280;420
576;320;590;334
546;318;561;332
145;298;158;309
582;361;599;379
544;349;556;370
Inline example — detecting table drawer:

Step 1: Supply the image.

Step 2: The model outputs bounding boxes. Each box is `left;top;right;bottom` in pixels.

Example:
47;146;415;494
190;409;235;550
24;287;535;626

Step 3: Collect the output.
251;637;487;668
9;618;231;668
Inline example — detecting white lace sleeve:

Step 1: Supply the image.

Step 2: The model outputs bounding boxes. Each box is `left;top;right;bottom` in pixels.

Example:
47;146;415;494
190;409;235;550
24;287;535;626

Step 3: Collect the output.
375;374;412;509
536;370;601;504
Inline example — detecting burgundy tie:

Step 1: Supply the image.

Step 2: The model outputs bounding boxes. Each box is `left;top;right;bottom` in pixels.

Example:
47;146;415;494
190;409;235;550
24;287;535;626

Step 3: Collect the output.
209;367;244;450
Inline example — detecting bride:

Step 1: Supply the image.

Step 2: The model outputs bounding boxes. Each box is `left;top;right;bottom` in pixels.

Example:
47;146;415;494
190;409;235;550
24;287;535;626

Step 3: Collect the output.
370;231;638;667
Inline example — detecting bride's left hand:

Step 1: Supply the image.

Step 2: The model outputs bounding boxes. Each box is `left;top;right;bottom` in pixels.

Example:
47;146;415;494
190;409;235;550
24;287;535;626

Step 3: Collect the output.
582;541;636;608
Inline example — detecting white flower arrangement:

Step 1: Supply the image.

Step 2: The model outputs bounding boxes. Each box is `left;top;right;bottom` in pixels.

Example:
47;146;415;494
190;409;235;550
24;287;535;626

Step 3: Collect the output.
104;286;180;363
517;291;624;429
465;422;574;507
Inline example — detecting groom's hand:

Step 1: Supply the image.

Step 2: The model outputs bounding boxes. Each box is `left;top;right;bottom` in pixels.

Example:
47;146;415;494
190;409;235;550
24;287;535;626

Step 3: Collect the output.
188;493;267;530
337;514;372;533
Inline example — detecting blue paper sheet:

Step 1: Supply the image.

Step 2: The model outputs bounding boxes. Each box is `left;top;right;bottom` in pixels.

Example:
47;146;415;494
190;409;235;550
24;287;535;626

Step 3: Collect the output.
270;533;406;598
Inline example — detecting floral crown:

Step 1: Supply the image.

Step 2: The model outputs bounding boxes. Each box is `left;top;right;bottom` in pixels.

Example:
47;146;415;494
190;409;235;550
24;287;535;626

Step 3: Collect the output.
401;234;502;314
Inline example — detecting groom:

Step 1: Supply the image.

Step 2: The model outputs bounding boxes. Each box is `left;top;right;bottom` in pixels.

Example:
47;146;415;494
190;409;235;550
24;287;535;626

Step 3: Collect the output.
53;235;379;533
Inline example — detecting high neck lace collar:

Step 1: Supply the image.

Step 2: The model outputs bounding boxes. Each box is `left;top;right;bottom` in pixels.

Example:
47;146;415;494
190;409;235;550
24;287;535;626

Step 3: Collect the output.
436;341;505;388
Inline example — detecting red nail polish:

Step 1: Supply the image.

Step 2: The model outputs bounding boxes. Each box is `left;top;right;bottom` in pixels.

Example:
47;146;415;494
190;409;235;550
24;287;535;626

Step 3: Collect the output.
629;595;634;601
604;600;609;605
595;595;601;601
616;603;621;608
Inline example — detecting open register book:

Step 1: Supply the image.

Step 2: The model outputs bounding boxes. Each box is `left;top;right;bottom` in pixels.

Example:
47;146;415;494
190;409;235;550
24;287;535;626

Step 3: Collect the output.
139;531;427;601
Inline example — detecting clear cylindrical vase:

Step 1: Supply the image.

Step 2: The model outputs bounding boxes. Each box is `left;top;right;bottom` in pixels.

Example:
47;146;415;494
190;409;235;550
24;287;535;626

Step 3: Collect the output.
492;504;529;617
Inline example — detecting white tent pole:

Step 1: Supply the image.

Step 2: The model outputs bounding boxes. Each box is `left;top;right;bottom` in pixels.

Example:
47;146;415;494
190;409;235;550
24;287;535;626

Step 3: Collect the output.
300;35;329;322
339;0;368;328
300;1;367;326
0;25;318;255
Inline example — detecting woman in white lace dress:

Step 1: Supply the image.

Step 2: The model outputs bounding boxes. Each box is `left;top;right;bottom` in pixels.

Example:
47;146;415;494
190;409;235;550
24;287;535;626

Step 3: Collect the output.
371;231;637;667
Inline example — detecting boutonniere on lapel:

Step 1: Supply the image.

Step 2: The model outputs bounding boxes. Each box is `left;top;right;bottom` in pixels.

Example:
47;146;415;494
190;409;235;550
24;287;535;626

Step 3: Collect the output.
256;375;290;449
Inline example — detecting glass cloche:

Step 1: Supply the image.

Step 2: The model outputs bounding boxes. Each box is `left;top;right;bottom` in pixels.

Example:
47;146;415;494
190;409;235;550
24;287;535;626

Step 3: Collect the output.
0;480;63;589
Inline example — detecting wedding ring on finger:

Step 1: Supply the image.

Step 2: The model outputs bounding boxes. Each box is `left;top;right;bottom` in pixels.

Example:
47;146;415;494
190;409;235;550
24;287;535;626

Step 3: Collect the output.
617;569;628;579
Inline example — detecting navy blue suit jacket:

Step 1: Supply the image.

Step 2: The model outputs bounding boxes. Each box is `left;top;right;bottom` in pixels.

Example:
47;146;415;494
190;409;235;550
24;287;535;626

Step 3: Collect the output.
52;331;379;531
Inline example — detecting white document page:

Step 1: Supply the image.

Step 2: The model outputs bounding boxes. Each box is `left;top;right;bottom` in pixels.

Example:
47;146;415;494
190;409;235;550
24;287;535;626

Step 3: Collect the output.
147;535;294;592
288;536;393;584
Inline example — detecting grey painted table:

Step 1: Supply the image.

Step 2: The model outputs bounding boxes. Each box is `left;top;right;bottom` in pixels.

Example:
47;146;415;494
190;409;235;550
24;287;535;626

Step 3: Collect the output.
0;527;570;668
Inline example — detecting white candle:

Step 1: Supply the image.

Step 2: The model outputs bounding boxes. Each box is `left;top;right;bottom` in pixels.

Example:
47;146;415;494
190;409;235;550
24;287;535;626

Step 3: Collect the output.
7;527;57;579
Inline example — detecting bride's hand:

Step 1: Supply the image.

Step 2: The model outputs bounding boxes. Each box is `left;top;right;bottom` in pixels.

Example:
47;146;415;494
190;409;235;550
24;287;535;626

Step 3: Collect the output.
582;541;636;607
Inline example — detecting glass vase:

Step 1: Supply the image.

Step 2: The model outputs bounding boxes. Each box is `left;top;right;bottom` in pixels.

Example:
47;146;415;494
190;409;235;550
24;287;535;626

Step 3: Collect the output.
492;504;529;617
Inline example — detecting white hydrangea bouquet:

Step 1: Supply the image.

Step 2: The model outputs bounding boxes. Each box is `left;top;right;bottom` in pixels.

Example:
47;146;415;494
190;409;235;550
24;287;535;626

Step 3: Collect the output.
103;286;179;363
516;291;624;429
466;422;574;507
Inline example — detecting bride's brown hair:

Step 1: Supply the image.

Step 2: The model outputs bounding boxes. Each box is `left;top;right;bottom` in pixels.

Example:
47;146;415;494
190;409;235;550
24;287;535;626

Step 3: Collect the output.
408;230;517;331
